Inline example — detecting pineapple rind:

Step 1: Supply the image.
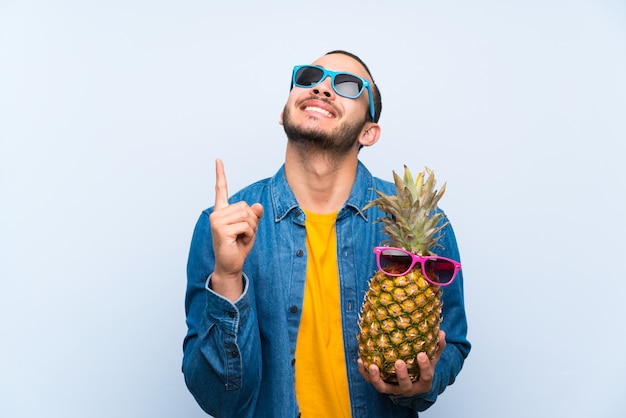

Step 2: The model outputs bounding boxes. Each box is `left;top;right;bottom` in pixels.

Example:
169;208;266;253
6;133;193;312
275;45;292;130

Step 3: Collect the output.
358;269;442;382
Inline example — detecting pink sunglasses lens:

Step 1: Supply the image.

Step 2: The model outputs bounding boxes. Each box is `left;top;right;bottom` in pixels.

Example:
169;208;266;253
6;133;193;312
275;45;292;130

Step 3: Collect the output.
425;259;456;284
379;249;413;275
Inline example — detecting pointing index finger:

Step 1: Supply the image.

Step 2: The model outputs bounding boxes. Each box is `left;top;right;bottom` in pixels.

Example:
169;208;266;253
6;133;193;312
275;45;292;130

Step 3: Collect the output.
214;158;229;210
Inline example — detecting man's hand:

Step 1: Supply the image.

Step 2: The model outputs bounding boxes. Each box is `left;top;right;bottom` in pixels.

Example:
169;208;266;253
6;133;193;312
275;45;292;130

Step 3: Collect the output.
209;159;264;301
358;331;446;397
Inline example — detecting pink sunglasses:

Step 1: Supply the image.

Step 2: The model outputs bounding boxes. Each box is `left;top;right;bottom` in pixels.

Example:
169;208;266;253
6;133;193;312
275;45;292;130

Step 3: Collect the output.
374;246;461;286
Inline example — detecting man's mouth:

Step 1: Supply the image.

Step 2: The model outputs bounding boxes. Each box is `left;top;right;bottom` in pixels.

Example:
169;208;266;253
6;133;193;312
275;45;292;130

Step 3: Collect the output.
303;106;333;118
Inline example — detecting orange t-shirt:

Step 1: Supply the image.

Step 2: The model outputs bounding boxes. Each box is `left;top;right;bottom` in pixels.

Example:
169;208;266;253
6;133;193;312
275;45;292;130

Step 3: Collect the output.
294;209;351;418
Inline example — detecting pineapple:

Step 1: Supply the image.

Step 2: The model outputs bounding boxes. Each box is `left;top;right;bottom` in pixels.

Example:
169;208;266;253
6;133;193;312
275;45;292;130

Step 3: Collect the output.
358;166;449;382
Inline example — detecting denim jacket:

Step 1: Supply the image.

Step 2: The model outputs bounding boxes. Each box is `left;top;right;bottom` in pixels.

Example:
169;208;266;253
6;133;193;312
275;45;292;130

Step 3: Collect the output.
183;161;470;418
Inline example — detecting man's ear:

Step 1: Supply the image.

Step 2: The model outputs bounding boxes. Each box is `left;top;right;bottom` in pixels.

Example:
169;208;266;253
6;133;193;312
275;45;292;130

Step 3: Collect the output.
359;122;381;147
279;110;284;125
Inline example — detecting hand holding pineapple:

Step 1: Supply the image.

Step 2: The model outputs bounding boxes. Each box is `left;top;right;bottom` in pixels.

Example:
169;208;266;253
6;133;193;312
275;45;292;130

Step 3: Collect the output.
358;330;446;396
209;159;264;301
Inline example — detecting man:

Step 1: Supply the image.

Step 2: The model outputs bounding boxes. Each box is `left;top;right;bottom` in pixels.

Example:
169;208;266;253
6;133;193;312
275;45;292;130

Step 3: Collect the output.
183;50;470;417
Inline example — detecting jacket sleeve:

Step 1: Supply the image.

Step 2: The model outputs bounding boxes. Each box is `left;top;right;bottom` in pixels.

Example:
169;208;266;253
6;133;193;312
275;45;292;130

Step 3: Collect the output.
390;215;471;411
182;212;262;418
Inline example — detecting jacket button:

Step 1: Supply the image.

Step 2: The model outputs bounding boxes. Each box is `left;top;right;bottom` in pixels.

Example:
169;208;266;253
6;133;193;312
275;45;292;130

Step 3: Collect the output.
296;249;304;257
290;305;298;313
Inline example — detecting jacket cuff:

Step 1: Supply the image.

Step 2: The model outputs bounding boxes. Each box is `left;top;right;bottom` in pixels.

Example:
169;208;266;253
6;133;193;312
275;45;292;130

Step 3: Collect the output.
204;273;251;335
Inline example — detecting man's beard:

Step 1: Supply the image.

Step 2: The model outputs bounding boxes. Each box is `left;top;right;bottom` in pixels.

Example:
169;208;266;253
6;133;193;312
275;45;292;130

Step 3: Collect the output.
282;105;368;157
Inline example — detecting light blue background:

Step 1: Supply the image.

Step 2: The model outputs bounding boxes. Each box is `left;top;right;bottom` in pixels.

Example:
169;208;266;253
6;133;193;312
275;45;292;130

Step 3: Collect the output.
1;1;625;417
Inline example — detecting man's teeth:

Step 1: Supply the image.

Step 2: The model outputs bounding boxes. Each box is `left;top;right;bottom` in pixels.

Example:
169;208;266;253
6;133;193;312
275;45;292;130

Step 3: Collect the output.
305;106;332;117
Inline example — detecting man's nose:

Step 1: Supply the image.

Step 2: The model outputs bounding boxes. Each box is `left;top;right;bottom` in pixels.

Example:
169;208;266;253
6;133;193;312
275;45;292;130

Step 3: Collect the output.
312;76;334;98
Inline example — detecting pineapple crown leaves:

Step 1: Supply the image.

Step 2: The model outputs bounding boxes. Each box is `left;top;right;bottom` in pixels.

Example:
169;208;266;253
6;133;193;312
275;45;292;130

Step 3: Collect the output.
362;165;449;256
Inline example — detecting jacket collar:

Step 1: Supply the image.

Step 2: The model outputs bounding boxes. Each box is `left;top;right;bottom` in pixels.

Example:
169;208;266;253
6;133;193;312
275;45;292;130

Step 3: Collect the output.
269;161;376;223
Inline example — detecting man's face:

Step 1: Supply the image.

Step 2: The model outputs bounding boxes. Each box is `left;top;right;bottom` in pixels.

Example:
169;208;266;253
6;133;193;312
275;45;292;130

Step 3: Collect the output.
281;53;373;155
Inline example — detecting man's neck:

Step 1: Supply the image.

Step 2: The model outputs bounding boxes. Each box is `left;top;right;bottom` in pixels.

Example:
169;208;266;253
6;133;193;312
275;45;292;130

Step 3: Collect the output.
284;144;358;214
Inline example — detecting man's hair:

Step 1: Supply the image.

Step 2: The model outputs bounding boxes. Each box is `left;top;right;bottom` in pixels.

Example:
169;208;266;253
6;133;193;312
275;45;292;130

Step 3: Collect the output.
325;50;382;123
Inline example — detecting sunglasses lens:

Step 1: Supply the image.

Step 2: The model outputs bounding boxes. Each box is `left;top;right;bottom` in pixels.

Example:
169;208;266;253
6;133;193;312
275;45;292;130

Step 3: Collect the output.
333;73;363;98
294;66;324;86
425;259;456;284
379;248;413;275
